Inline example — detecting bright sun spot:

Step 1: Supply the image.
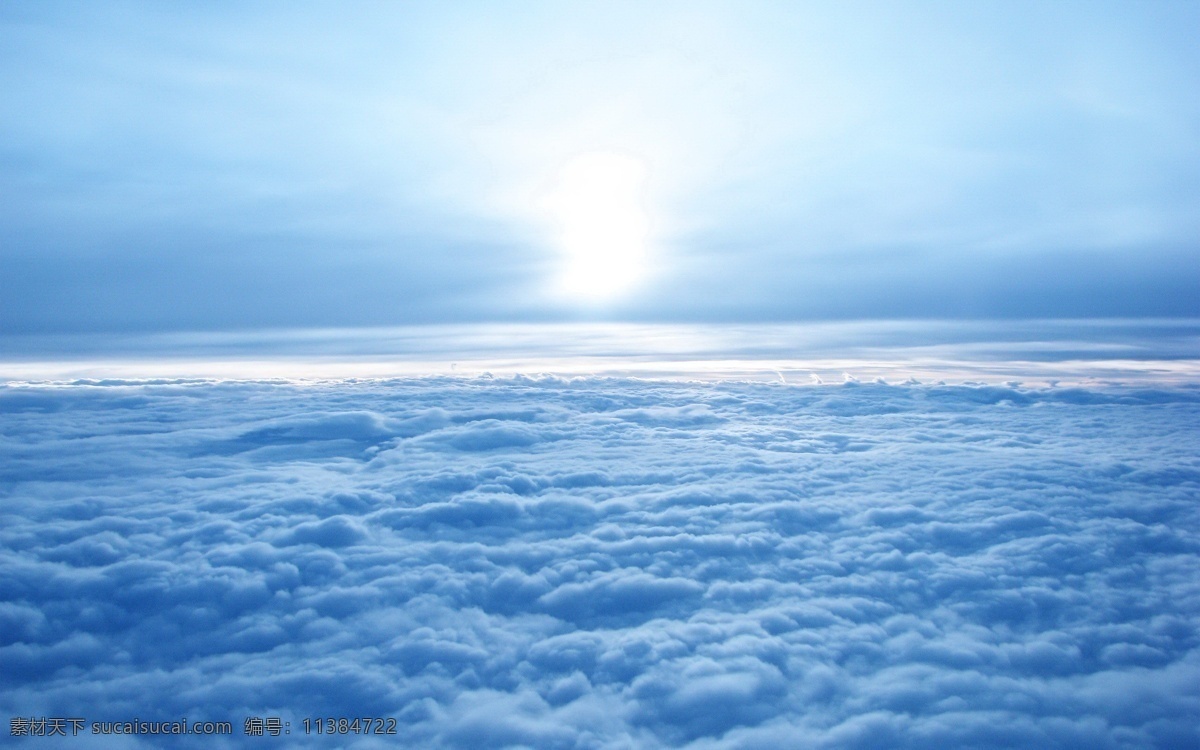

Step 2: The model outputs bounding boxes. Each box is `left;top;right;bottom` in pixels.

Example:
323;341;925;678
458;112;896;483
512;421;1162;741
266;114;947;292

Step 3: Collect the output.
549;151;650;302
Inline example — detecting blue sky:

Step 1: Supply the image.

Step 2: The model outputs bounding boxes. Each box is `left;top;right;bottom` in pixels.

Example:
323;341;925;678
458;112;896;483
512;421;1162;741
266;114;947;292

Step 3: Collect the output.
2;1;1199;333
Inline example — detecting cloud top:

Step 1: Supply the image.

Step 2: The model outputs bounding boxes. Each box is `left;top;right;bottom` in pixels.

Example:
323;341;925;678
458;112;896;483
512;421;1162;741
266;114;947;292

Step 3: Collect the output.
2;376;1199;747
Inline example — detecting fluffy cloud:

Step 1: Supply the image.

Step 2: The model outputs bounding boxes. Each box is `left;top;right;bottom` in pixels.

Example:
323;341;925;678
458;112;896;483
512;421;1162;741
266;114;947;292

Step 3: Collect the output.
1;377;1198;747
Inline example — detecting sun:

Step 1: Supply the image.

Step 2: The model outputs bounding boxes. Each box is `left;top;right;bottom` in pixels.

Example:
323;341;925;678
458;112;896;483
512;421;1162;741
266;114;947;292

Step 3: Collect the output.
549;151;650;302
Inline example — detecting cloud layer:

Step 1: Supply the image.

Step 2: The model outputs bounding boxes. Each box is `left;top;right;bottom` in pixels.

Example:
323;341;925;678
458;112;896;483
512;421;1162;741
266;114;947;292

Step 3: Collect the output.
5;319;1200;386
2;377;1199;747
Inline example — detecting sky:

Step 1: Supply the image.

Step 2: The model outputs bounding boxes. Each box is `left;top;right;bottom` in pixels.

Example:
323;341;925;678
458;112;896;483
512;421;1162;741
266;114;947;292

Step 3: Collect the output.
3;1;1200;334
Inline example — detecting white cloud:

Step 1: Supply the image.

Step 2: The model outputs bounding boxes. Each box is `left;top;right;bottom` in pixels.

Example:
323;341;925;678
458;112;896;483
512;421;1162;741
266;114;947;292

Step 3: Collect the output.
1;377;1199;747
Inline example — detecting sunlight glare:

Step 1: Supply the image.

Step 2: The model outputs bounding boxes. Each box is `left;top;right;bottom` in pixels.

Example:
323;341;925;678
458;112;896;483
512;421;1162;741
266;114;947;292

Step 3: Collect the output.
550;152;650;301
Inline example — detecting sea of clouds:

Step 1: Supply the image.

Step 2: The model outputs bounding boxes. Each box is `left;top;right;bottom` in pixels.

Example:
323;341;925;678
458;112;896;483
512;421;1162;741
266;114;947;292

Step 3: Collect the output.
2;376;1199;748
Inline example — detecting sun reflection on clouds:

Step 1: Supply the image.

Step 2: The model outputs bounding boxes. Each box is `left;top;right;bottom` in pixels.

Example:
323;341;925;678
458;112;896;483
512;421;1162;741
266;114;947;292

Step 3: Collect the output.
3;320;1200;385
